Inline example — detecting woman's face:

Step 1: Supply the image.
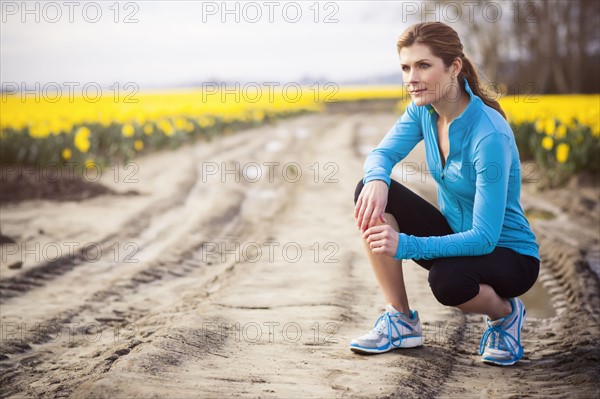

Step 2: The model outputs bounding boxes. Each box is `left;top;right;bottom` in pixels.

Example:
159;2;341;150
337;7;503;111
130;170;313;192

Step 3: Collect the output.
399;43;459;107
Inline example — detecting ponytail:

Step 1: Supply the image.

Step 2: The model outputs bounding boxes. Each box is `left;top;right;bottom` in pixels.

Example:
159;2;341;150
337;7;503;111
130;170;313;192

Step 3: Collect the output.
459;55;506;120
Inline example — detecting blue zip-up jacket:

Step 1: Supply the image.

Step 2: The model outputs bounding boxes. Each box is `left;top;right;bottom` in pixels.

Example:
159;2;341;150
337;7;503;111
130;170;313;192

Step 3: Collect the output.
363;77;540;262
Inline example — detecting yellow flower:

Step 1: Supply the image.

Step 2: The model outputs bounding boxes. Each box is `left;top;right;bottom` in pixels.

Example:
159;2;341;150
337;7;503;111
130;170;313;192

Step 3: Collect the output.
556;143;569;163
555;124;567;139
74;126;91;153
544;119;556;135
158;120;174;136
84;159;96;169
253;110;265;121
175;117;187;130
143;124;154;135
197;116;214;128
541;136;554;150
100;117;111;128
535;120;545;134
29;123;51;139
62;148;72;160
134;140;144;151
122;123;135;137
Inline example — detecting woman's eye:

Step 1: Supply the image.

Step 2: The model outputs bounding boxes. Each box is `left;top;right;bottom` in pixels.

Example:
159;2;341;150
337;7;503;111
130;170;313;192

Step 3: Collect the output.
402;64;429;72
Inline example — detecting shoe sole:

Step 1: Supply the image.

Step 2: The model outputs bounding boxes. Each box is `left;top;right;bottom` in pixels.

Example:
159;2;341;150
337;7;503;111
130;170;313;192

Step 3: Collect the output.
481;357;518;366
350;336;424;354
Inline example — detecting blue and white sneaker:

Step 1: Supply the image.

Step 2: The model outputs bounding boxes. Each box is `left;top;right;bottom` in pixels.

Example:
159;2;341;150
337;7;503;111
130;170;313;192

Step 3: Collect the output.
349;304;424;354
479;297;526;366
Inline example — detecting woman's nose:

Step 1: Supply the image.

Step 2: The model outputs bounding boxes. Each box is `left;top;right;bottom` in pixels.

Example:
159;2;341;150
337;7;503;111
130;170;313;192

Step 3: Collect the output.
406;70;419;86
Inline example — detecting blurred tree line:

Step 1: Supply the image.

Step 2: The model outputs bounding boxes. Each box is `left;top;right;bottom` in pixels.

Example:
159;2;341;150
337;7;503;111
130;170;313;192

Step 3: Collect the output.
425;0;600;94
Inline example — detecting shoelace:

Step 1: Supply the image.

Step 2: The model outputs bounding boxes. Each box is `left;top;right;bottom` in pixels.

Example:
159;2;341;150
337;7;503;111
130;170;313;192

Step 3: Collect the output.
372;312;403;348
478;322;523;360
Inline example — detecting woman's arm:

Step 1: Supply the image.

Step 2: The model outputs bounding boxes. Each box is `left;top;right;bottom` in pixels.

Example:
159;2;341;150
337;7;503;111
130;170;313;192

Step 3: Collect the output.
391;132;512;259
355;101;424;232
362;101;424;186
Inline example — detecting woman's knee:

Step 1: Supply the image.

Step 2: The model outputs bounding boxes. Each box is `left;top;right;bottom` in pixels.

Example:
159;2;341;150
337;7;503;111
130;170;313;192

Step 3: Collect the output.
428;263;479;307
354;179;364;205
355;178;407;205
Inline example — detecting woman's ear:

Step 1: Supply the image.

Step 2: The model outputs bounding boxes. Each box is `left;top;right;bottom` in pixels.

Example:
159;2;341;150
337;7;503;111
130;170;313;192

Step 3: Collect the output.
453;58;462;77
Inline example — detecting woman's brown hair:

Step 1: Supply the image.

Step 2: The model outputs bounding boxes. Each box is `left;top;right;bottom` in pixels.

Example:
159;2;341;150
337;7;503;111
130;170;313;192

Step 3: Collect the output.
397;22;507;120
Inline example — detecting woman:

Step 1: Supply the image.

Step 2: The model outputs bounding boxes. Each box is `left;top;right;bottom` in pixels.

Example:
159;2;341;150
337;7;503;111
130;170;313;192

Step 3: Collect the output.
351;21;540;367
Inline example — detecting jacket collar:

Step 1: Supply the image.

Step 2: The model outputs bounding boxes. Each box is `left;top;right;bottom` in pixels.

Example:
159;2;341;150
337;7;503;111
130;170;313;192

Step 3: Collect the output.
425;76;483;129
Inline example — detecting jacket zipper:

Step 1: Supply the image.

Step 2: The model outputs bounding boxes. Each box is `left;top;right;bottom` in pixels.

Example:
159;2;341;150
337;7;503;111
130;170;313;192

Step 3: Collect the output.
434;115;464;230
434;114;451;183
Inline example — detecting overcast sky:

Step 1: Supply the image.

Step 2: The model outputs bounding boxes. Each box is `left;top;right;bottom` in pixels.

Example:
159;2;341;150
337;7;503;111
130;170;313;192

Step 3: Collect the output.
2;1;428;89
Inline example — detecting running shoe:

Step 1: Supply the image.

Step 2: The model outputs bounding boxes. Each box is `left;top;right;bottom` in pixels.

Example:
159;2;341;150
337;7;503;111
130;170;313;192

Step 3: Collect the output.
479;297;526;366
350;304;424;354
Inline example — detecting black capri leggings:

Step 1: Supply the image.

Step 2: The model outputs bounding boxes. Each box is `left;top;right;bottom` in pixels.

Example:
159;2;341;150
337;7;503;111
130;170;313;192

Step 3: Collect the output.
354;178;540;306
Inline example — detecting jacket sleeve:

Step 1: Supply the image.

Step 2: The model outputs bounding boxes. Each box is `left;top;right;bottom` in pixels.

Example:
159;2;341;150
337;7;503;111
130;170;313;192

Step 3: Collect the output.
363;101;424;186
395;132;512;260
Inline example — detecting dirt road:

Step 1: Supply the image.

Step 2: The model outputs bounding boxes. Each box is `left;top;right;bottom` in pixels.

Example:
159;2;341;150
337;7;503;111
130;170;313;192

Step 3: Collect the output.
1;110;599;398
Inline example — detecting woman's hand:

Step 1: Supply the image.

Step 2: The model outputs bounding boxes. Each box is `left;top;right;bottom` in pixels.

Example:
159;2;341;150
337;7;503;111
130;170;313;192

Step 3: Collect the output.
362;225;399;257
354;180;389;232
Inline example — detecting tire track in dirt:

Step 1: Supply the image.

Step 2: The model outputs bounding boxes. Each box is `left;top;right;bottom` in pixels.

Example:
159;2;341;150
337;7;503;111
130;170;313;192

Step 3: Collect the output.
0;137;240;302
0;114;335;397
64;114;360;396
0;126;283;323
1;145;248;357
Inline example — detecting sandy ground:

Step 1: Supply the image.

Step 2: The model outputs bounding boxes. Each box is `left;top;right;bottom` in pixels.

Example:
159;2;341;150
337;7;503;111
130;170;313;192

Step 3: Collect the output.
1;109;599;398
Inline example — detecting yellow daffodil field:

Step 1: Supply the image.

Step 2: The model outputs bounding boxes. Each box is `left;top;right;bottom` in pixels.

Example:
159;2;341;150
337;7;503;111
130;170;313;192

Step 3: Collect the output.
499;94;600;186
0;85;404;168
1;86;598;187
0;87;321;168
